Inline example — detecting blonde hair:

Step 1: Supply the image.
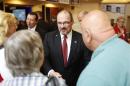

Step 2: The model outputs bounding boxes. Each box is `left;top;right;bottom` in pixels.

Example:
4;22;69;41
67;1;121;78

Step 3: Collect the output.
0;11;17;45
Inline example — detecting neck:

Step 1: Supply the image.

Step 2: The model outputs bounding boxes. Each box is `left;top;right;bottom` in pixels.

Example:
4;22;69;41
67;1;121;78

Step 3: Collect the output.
93;29;115;51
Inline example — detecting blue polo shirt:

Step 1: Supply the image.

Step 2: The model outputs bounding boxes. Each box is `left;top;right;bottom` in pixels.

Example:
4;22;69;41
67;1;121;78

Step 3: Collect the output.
77;35;130;86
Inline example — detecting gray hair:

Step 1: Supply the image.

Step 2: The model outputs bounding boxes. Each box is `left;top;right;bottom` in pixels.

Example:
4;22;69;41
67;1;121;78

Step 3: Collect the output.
4;30;44;76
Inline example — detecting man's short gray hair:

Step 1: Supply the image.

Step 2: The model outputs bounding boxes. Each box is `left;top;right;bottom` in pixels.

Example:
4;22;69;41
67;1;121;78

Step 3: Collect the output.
4;30;44;76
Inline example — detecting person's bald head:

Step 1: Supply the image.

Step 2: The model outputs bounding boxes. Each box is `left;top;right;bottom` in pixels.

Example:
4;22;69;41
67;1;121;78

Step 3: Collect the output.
81;10;115;51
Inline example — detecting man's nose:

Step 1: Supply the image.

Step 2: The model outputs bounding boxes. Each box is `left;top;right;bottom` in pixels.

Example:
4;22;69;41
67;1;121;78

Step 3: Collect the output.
60;23;66;28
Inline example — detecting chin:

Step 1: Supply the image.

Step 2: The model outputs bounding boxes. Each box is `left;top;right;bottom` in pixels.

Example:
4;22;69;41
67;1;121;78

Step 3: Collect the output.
61;31;67;35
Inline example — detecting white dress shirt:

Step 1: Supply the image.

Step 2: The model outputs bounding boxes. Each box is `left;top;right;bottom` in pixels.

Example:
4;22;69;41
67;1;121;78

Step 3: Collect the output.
28;25;37;31
48;31;72;76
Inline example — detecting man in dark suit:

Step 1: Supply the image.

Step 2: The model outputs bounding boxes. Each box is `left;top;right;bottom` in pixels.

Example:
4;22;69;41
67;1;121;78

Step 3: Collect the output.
26;12;46;41
41;10;91;86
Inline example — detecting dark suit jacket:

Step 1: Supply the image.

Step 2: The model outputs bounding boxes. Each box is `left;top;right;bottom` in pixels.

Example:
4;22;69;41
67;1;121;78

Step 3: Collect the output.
36;20;49;41
35;25;46;41
24;24;47;42
41;30;91;86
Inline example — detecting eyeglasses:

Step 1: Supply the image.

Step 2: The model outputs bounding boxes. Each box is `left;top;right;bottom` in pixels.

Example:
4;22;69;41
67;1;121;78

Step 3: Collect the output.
57;21;71;25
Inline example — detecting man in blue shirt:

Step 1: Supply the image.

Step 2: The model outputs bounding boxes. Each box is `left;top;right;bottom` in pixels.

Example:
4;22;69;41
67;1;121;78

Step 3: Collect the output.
77;10;130;86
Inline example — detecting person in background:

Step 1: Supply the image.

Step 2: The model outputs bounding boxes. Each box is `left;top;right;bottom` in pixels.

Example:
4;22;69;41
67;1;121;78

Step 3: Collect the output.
77;10;88;23
17;20;27;31
110;19;115;27
41;10;91;86
77;10;130;86
48;16;58;32
35;11;49;34
114;16;128;41
26;12;46;41
1;30;66;86
0;11;18;82
74;10;88;33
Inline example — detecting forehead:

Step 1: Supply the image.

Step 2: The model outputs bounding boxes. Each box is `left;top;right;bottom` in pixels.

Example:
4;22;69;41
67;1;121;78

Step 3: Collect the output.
57;12;71;22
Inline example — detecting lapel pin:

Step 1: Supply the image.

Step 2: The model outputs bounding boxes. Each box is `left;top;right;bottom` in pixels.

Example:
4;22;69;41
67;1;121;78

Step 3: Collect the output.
74;41;77;44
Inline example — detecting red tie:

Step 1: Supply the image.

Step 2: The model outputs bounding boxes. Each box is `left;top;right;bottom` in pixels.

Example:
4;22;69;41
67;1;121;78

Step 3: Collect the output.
62;35;68;66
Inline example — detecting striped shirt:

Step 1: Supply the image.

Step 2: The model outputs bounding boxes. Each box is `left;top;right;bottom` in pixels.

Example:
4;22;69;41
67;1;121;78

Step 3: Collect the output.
1;72;48;86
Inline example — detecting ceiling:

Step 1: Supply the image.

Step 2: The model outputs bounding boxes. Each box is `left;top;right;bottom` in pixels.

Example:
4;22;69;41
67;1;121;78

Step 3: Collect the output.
4;0;44;6
81;0;130;3
4;0;130;6
81;0;101;2
102;0;130;3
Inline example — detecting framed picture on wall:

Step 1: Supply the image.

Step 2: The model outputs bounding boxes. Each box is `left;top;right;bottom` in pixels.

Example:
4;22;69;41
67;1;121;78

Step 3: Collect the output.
116;7;121;13
101;4;125;14
106;5;111;11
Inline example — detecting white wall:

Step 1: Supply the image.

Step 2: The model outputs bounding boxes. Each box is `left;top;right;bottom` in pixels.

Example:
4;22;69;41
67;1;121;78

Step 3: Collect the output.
101;4;130;32
125;4;130;32
125;4;130;16
101;4;125;23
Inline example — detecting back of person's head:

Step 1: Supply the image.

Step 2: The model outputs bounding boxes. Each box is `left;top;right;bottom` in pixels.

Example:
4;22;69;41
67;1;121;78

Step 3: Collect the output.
0;11;17;45
78;10;88;22
81;10;115;51
4;30;44;77
35;11;43;20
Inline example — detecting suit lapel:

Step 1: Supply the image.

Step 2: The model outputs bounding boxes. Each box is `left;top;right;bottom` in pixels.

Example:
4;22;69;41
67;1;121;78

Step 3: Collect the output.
67;31;78;65
55;31;64;67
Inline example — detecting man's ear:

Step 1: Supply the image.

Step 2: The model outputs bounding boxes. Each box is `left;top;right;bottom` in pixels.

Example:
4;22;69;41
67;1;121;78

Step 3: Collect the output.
84;29;92;43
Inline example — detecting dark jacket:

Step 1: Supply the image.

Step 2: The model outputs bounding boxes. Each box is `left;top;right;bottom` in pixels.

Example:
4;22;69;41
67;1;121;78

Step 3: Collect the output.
41;30;92;86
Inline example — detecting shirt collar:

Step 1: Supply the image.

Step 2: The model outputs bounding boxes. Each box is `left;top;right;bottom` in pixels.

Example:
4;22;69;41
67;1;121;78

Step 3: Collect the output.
60;30;72;39
92;35;118;60
17;72;43;77
28;25;37;31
